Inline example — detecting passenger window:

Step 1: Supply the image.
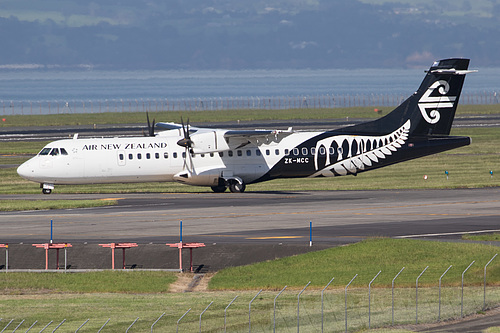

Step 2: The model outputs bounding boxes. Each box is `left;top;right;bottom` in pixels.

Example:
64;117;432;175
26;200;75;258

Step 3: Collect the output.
210;153;214;157
311;147;316;155
256;150;261;156
246;150;251;156
163;152;168;159
137;153;142;159
182;152;186;158
156;153;160;159
228;151;233;157
60;148;68;155
319;147;326;155
39;148;51;155
201;154;205;158
173;152;178;158
50;148;59;156
266;149;270;156
275;149;279;155
293;148;299;155
119;154;124;161
129;154;133;160
237;150;242;157
329;147;334;154
146;153;151;159
302;147;308;155
284;149;289;155
219;152;224;157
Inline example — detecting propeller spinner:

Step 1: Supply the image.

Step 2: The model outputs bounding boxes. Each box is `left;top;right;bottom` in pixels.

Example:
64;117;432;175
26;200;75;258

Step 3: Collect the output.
177;117;194;148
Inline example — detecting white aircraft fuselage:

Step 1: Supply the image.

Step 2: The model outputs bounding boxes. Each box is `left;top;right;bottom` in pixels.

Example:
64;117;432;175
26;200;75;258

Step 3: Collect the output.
17;58;474;194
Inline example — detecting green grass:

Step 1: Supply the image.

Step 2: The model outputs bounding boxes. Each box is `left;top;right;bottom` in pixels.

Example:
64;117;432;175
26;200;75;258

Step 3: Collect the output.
0;104;498;127
0;271;176;294
208;238;500;290
0;199;117;211
463;233;500;242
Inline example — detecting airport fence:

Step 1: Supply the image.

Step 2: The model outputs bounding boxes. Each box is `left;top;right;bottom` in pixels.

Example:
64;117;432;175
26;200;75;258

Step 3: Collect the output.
1;91;499;116
1;257;499;332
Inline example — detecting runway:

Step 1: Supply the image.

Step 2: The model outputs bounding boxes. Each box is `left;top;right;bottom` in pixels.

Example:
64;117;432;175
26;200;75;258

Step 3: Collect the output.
1;188;499;245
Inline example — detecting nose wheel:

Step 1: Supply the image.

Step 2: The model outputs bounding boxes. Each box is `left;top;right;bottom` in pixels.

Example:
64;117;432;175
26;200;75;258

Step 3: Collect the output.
41;183;54;195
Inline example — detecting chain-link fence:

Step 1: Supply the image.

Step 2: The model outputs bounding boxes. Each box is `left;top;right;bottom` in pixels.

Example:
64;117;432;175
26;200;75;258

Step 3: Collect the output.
1;91;499;116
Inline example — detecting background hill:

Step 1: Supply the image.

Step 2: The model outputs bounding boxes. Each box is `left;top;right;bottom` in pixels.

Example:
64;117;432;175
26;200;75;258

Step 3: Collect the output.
1;0;499;70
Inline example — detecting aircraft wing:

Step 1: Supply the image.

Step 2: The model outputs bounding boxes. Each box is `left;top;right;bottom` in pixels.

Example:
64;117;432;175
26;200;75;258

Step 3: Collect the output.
156;122;293;153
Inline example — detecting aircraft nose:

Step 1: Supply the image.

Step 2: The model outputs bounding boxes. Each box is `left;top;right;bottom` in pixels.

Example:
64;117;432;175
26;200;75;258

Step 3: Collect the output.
17;160;34;180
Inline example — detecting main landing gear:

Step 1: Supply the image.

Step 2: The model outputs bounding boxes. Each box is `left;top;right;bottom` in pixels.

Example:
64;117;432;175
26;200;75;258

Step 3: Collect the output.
210;177;246;193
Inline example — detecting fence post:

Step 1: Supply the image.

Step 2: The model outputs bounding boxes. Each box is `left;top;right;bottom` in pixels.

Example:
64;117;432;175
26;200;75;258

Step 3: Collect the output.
75;319;89;332
249;289;262;333
484;254;498;310
369;271;382;329
25;320;38;332
225;296;238;333
151;313;165;333
38;321;53;333
176;308;191;333
126;317;139;333
461;260;475;317
438;265;453;321
199;301;213;333
97;319;110;333
321;278;335;333
274;286;287;333
345;274;358;333
297;281;311;333
0;319;13;333
52;319;66;332
416;266;428;324
392;267;405;325
12;319;24;332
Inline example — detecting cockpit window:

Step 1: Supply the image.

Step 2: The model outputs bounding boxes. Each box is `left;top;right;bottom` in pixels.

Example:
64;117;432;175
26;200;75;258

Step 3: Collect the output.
39;148;51;155
60;148;68;155
50;148;60;156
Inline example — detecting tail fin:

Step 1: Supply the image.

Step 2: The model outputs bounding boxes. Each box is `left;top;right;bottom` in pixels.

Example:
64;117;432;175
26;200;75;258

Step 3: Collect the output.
345;58;473;136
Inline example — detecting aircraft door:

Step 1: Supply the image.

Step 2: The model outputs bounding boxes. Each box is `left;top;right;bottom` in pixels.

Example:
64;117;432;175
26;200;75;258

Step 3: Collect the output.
117;151;126;166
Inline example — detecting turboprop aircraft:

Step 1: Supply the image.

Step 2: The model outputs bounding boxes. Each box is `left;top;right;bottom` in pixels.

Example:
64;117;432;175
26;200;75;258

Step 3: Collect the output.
17;58;474;194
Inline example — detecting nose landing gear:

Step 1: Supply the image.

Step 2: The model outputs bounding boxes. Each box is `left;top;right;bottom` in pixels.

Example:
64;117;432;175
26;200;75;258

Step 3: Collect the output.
41;183;54;195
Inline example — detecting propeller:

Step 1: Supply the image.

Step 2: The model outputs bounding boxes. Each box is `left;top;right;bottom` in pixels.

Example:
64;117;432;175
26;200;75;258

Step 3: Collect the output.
144;112;156;137
176;117;195;173
176;117;193;148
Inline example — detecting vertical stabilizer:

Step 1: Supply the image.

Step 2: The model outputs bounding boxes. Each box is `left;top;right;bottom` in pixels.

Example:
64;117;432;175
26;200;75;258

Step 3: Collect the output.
344;58;473;136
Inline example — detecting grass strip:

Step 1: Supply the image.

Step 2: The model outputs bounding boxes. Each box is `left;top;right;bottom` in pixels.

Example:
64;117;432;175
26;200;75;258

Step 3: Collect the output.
0;199;117;211
209;238;500;290
0;271;176;294
463;233;500;242
0;104;498;127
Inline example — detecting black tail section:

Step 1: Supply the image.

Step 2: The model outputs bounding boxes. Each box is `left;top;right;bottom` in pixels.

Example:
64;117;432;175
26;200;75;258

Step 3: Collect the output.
343;58;472;137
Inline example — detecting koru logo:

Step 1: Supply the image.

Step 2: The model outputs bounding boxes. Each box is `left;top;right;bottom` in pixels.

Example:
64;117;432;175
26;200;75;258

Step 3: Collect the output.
418;80;456;124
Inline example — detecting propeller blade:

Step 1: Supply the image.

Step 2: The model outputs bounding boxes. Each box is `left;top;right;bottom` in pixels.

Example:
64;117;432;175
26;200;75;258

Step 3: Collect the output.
150;118;156;137
177;116;193;147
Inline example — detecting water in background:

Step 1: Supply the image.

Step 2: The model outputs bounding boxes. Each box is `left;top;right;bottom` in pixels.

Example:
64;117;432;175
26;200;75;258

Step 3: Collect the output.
0;67;498;114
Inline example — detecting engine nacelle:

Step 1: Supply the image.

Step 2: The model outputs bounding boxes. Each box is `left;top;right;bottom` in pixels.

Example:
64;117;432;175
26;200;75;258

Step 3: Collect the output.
191;131;230;154
173;167;223;186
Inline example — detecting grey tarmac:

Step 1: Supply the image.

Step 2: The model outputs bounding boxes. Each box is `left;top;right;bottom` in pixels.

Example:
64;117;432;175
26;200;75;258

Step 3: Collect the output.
1;188;499;244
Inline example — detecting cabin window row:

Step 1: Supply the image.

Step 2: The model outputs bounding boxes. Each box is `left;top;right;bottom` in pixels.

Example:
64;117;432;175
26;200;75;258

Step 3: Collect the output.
118;147;339;161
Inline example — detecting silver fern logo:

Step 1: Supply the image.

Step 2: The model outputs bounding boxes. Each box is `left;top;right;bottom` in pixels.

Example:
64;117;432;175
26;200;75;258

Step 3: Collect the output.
312;120;411;176
418;80;456;124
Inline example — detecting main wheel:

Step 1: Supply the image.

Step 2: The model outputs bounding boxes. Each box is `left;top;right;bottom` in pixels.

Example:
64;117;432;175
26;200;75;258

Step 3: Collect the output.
211;185;227;193
42;188;52;194
229;181;246;193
